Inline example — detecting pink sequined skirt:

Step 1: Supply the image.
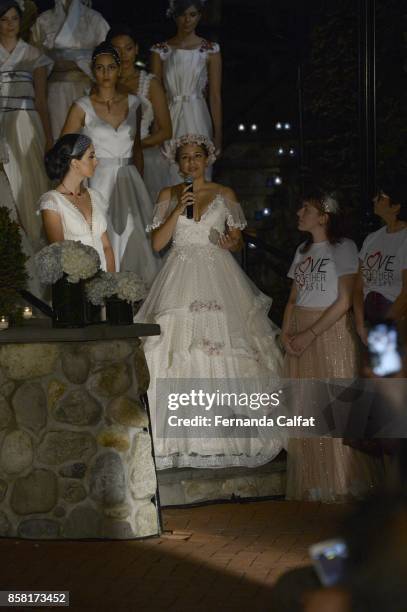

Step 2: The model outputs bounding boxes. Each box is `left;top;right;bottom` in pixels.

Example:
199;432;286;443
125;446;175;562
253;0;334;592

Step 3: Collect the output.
284;306;382;502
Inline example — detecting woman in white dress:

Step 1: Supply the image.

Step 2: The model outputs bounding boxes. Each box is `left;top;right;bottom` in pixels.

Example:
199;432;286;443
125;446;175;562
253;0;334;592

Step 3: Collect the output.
39;133;115;273
0;117;41;296
135;134;283;470
107;24;172;202
151;0;222;184
30;0;109;140
62;42;161;284
0;0;52;249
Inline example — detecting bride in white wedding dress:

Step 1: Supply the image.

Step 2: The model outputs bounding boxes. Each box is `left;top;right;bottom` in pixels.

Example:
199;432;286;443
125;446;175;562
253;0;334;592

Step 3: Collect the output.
135;134;283;470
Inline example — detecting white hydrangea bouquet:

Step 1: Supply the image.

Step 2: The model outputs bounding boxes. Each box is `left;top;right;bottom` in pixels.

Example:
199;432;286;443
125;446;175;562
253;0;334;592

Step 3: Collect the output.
86;271;148;305
35;241;101;284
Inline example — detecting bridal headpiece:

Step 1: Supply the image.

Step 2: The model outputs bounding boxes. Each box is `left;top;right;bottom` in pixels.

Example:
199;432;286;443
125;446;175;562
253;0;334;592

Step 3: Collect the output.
166;0;207;18
321;194;340;215
71;134;92;158
166;134;217;166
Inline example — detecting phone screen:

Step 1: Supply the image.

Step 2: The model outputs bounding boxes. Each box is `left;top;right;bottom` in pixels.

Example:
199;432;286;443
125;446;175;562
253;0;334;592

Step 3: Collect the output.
309;539;348;587
367;322;402;377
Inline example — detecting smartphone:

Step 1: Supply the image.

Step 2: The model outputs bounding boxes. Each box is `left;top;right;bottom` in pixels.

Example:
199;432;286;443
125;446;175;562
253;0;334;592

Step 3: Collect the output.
309;539;348;587
367;321;403;377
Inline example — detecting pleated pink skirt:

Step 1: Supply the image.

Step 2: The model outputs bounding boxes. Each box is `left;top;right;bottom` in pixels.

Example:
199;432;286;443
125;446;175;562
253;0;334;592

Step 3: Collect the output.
284;306;383;502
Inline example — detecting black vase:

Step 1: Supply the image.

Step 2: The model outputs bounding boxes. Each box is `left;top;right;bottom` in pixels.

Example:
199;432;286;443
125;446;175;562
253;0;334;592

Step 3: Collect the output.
52;275;86;328
106;295;133;325
85;301;102;325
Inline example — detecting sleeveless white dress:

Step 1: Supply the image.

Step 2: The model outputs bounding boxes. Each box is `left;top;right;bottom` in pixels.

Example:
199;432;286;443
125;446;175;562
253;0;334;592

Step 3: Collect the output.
137;70;171;202
38;188;108;270
135;194;283;469
75;94;161;284
0;39;52;249
151;39;220;184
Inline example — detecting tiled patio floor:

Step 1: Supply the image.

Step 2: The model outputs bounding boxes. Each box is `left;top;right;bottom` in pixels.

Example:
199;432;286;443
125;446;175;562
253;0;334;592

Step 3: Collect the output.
0;500;350;611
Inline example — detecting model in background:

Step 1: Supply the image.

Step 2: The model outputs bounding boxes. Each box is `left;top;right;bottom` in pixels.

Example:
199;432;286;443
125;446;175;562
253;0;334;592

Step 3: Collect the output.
30;0;109;140
151;0;222;183
281;191;382;502
17;0;37;40
107;24;172;202
354;182;407;340
40;133;115;272
0;0;52;249
62;43;161;284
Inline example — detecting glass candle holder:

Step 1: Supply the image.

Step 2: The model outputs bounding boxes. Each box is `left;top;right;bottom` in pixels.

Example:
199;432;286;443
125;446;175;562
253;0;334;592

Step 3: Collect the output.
0;316;9;330
22;306;33;319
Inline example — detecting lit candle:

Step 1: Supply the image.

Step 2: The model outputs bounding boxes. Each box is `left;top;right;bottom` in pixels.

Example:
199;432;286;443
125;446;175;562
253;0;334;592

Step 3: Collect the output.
0;316;9;331
23;306;33;319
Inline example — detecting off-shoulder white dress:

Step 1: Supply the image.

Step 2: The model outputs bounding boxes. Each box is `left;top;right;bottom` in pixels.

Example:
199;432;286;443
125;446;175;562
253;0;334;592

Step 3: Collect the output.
135;193;283;469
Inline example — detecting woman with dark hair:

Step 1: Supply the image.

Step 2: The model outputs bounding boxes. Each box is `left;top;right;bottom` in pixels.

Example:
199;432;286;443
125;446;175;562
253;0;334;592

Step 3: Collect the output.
0;0;52;248
62;42;161;283
151;0;222;184
107;24;172;201
354;182;407;341
135;133;283;470
39;133;115;272
30;0;109;140
281;192;380;501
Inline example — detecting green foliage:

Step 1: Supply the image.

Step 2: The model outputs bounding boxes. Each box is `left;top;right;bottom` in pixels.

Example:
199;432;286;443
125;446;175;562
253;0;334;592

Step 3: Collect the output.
0;206;28;317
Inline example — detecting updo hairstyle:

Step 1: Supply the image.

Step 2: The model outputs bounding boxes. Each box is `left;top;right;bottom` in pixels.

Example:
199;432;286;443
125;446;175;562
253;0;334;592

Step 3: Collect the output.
44;134;92;182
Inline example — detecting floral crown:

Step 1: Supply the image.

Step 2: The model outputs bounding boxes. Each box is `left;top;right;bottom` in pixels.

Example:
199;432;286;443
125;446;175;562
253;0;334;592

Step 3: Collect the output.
321;194;340;214
166;0;207;17
166;134;217;166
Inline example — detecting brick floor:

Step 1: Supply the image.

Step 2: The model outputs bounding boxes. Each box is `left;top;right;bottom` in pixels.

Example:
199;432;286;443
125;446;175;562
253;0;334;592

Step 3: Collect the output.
0;500;350;611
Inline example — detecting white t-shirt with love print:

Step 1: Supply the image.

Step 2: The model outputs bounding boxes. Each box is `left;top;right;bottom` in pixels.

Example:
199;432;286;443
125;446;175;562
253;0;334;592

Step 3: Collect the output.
359;226;407;302
288;239;359;307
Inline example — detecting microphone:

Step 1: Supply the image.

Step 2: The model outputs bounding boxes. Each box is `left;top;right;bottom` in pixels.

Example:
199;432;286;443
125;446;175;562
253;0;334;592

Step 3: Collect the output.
185;176;194;219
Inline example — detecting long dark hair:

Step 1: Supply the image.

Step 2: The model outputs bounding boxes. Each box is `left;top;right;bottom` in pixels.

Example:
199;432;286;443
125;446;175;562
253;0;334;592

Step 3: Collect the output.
44;134;92;181
0;0;22;19
106;24;138;47
300;189;347;254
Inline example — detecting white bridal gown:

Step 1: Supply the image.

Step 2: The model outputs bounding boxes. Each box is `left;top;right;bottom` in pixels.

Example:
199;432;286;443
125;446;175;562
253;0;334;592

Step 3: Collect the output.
0;130;41;296
30;0;109;140
151;39;220;183
0;39;51;249
137;70;171;202
38;188;109;271
75;94;161;283
135;193;284;469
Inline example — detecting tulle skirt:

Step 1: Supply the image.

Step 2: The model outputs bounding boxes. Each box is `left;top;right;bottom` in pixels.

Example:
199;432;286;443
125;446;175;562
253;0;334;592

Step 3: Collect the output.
2;110;49;250
88;162;161;284
135;244;284;469
284;306;383;502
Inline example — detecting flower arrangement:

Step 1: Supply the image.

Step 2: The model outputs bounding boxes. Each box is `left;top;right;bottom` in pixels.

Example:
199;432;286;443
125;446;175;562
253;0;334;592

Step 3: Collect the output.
86;271;148;305
35;241;101;284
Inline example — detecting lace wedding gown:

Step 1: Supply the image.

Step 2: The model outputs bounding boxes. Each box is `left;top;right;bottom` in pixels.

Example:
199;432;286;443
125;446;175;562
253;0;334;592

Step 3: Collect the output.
38;188;109;270
151;39;220;183
75;94;161;283
135;193;284;469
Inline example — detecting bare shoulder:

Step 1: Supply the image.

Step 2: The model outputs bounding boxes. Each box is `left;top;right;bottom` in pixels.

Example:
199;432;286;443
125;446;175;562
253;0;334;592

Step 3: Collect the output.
218;185;237;201
157;186;173;202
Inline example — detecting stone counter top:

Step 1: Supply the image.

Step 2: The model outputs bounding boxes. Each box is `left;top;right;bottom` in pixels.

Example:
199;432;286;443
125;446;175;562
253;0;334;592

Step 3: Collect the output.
0;322;160;344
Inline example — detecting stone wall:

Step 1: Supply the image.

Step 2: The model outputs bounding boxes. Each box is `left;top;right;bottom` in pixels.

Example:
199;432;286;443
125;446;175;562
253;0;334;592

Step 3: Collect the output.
0;339;160;539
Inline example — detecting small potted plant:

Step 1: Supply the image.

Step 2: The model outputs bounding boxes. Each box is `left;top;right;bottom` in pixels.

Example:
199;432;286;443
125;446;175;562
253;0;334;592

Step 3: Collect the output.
86;271;147;325
35;241;100;328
